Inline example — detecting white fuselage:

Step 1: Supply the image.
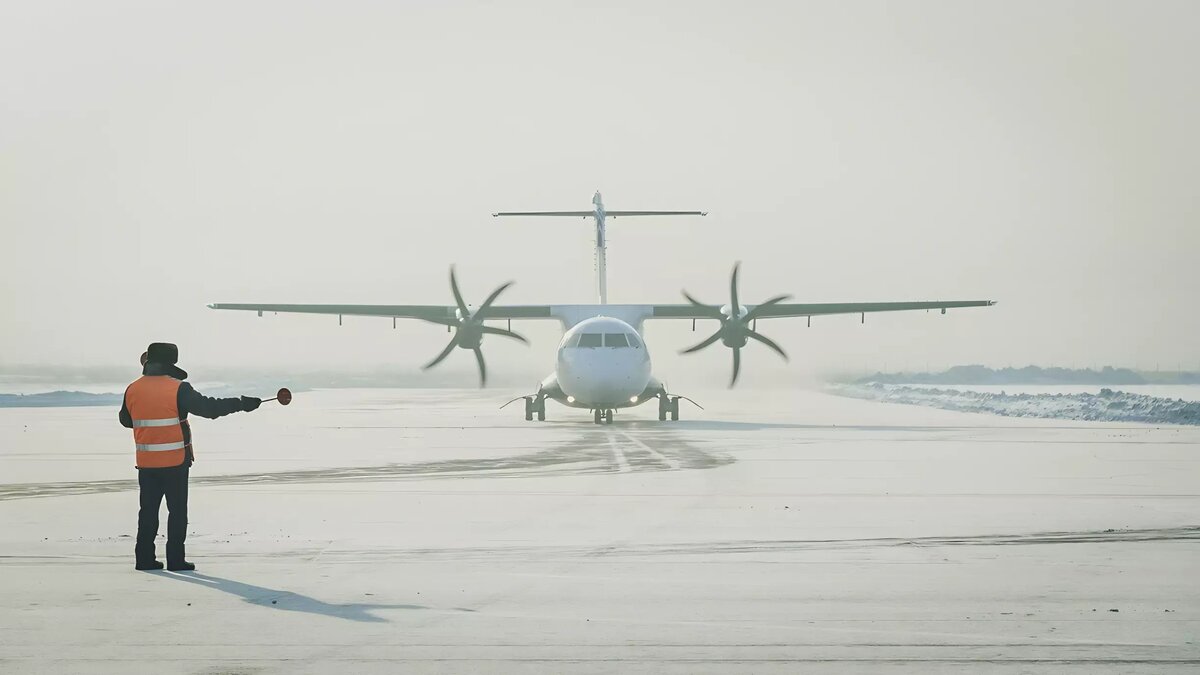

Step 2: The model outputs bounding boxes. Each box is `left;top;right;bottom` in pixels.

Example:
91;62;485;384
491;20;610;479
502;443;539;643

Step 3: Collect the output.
550;316;653;409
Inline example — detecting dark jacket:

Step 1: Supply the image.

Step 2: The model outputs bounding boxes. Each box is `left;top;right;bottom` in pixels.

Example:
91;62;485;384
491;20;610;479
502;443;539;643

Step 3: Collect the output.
119;362;245;467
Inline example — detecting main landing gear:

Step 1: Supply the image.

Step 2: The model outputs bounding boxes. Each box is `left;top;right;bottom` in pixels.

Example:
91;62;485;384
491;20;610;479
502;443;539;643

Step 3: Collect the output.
523;396;546;421
593;408;613;425
658;394;680;421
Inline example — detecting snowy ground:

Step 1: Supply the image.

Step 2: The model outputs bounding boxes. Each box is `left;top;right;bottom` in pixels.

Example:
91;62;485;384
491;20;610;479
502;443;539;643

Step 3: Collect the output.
902;383;1200;402
836;383;1200;425
1;388;1198;673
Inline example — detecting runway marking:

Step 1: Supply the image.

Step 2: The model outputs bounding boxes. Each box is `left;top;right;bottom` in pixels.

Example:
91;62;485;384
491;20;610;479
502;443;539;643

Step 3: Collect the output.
0;428;731;501
180;526;1198;564
606;433;631;473
619;431;682;470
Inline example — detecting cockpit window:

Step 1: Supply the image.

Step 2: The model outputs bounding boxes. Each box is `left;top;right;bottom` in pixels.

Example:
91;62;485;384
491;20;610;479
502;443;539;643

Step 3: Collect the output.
604;333;629;348
569;332;641;348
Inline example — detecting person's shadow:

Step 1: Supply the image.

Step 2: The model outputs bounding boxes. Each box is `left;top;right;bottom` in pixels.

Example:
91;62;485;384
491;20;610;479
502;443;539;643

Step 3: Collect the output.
158;571;431;622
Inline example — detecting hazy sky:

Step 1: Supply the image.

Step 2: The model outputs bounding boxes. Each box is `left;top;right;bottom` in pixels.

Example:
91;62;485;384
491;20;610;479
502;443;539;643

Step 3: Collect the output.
2;1;1198;386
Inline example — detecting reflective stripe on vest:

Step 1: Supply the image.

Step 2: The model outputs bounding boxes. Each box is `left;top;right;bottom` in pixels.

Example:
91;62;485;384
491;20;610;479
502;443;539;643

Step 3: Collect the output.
126;375;187;469
132;418;179;428
135;441;188;452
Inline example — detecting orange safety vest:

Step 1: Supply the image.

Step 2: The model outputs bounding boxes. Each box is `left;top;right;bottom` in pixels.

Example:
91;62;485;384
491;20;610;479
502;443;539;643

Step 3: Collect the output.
126;375;190;469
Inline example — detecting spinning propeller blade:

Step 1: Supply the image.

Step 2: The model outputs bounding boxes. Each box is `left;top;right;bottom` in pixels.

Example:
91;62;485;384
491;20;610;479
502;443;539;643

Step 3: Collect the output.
422;266;527;386
679;262;790;387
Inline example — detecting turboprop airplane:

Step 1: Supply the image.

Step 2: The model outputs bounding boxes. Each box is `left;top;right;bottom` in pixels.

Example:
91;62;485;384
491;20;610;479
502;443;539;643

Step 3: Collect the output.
209;192;995;424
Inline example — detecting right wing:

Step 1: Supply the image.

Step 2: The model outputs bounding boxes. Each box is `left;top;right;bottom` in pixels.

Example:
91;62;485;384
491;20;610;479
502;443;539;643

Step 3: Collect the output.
650;300;995;320
604;210;707;217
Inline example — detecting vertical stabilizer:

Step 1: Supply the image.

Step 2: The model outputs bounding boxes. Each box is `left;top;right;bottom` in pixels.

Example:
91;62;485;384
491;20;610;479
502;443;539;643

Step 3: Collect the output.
492;194;706;306
593;191;608;304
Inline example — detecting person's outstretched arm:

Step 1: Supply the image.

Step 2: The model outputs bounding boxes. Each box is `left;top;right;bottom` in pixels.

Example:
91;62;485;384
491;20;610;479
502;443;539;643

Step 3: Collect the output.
178;382;259;419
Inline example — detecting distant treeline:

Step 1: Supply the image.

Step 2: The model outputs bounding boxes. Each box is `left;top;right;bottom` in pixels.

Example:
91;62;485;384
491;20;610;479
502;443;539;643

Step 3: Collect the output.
856;365;1200;385
0;365;527;389
0;392;122;408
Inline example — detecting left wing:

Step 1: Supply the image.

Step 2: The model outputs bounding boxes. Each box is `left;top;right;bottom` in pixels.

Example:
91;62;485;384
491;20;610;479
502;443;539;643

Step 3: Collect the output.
491;211;593;218
207;303;555;324
651;300;995;320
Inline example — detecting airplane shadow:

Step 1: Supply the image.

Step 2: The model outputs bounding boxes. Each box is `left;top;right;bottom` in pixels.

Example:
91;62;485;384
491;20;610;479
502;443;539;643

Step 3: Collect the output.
157;571;427;622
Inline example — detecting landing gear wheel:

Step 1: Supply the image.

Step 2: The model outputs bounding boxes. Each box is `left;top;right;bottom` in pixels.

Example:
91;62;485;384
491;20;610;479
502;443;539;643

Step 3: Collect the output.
594;409;603;424
604;409;613;424
524;397;547;422
658;395;680;422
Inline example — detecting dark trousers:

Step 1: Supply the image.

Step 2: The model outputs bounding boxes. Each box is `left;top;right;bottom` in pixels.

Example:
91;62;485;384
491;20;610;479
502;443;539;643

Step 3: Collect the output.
136;465;189;563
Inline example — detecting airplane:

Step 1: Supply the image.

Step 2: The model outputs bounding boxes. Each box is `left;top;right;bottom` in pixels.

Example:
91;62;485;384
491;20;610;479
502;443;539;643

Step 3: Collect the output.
209;191;995;424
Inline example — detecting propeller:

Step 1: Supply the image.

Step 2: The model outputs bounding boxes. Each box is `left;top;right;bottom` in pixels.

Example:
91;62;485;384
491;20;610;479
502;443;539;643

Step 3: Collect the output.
422;266;528;387
680;262;791;386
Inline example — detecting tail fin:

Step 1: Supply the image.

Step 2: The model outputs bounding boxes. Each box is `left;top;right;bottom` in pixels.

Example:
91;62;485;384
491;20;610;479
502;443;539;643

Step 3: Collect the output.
492;193;706;305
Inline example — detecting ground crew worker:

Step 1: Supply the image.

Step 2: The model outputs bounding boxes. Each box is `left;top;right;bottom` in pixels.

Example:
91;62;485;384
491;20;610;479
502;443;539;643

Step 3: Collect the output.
119;343;262;571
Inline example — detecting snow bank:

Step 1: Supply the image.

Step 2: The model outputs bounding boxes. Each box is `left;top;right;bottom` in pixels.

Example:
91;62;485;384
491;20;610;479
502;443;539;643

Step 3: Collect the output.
835;383;1200;426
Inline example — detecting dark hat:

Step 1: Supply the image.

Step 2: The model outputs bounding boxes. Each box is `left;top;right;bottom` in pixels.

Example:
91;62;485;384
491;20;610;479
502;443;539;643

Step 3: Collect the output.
141;342;188;380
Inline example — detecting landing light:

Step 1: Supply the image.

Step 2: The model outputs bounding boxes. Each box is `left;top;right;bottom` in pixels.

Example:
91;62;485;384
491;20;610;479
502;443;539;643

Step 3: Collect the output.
630;396;638;403
567;396;575;403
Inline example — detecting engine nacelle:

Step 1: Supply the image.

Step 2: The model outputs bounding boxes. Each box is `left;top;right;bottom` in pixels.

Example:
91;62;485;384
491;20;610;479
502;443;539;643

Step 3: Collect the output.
719;303;749;320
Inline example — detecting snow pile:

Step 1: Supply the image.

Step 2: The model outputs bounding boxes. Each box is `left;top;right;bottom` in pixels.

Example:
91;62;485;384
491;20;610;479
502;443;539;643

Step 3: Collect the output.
835;384;1200;426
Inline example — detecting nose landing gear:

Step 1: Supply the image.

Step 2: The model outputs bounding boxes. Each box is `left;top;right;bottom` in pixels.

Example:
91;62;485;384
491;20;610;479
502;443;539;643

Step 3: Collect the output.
658;394;680;421
523;396;546;421
593;408;614;424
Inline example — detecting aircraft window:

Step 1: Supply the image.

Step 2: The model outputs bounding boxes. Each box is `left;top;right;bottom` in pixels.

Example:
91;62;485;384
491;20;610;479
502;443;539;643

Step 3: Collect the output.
577;333;603;348
627;334;641;348
565;334;581;347
604;333;629;348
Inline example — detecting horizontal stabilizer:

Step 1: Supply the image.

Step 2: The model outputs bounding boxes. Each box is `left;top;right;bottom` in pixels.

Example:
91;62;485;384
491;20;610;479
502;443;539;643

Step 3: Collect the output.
492;210;706;217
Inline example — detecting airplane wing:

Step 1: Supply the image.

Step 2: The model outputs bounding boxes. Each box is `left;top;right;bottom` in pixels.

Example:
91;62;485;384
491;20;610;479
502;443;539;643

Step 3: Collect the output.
207;303;555;324
651;300;996;320
491;211;594;217
211;300;994;325
604;210;707;217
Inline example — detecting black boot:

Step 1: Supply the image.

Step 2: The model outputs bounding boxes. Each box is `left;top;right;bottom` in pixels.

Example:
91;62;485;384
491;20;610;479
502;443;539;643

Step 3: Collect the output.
135;541;162;571
166;543;194;571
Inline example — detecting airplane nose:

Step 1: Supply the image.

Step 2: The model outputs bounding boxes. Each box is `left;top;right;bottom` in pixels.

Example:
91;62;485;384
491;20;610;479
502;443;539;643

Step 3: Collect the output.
559;352;648;403
589;371;641;398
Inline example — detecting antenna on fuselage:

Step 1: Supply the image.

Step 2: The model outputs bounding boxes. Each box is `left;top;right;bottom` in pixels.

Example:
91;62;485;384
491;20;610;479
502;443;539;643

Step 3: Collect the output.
492;192;707;304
